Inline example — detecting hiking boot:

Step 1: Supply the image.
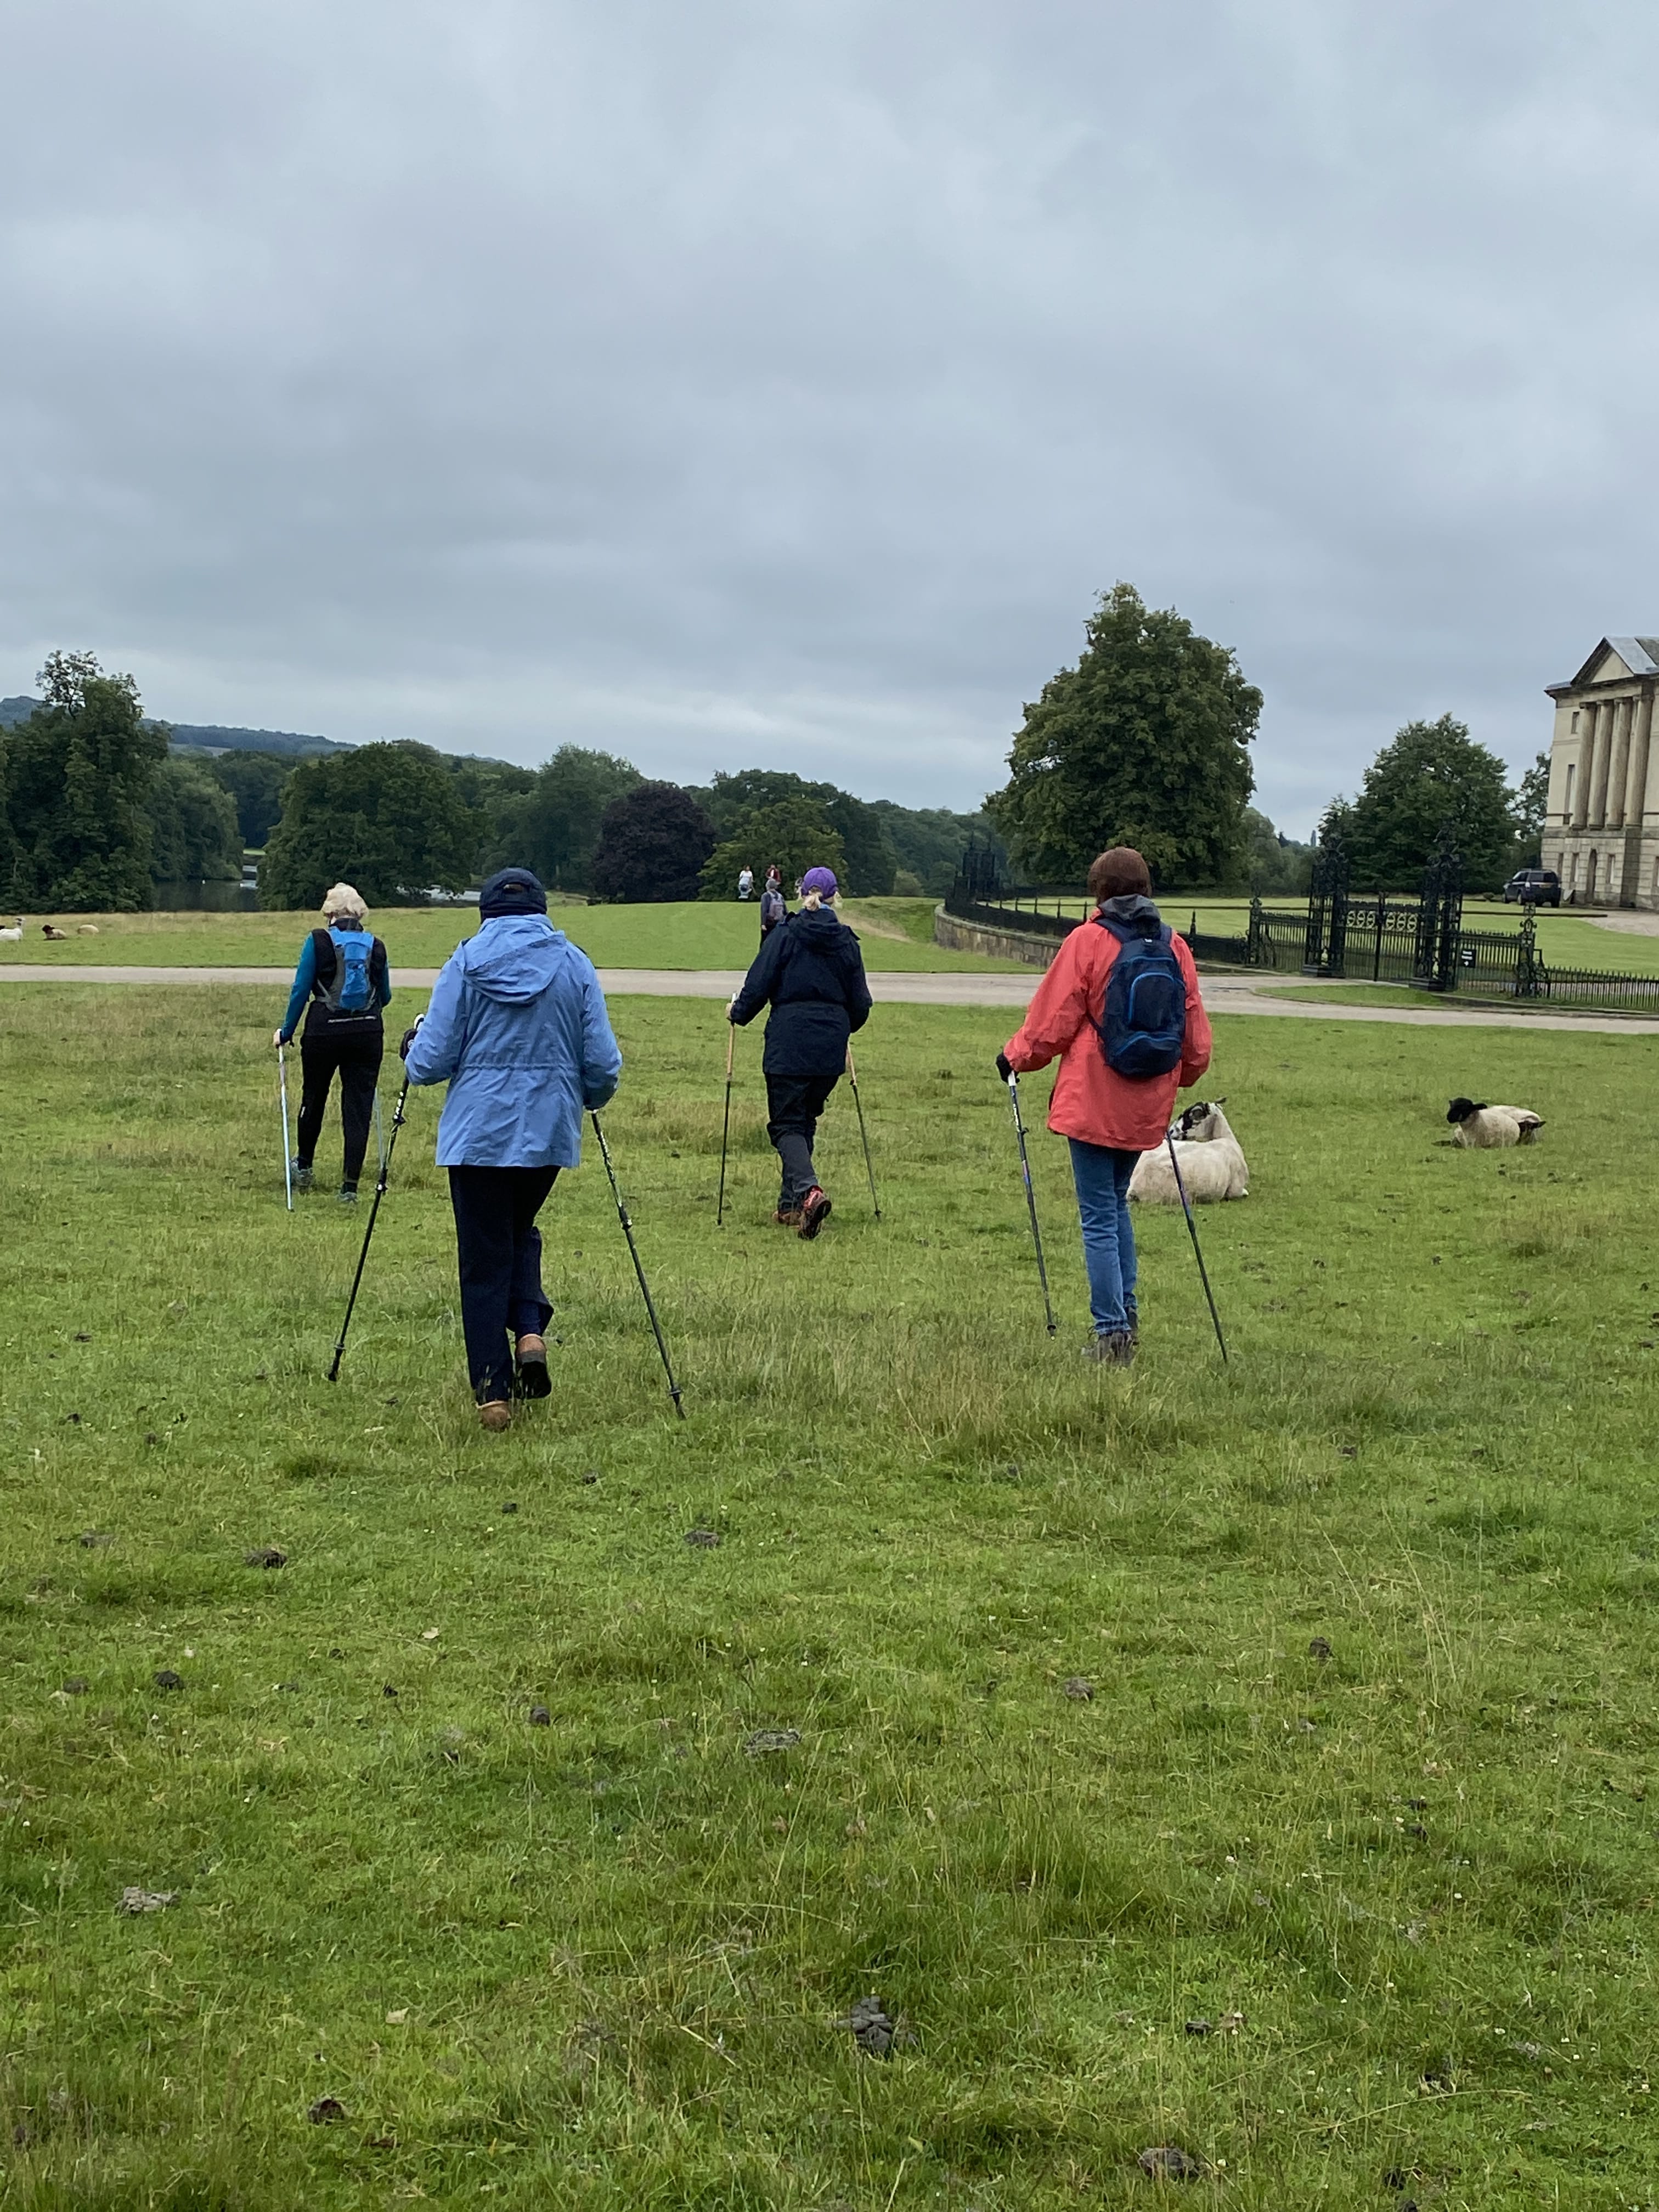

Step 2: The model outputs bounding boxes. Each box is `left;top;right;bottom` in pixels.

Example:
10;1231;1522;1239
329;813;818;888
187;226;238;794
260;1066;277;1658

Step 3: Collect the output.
515;1334;551;1399
797;1187;832;1240
772;1205;803;1227
337;1182;358;1205
1085;1329;1136;1368
478;1400;512;1433
291;1160;313;1193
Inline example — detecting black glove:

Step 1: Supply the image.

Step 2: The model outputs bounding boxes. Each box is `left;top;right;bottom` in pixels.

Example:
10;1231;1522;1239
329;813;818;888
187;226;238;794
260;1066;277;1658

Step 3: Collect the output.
995;1051;1014;1083
398;1019;423;1060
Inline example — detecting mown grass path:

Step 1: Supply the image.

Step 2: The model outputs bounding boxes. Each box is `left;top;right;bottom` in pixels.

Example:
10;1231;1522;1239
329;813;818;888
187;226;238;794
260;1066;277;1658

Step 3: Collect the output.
0;991;1654;2207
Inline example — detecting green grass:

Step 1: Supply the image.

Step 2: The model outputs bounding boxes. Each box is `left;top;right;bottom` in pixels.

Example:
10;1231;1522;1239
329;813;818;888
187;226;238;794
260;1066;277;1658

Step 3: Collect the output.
2;992;1658;2206
0;900;1027;975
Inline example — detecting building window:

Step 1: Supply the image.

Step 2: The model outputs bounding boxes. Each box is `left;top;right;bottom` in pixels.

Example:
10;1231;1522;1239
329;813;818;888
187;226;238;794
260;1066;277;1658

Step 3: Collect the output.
1572;709;1580;732
1569;851;1580;891
1565;762;1577;816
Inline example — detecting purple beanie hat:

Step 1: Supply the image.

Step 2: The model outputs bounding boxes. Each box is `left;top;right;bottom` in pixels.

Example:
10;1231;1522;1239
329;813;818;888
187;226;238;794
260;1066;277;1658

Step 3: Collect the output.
800;866;838;897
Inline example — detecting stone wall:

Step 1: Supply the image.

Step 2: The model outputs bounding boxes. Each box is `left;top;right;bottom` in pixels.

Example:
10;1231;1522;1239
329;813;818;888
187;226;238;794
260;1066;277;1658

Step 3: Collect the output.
932;906;1059;967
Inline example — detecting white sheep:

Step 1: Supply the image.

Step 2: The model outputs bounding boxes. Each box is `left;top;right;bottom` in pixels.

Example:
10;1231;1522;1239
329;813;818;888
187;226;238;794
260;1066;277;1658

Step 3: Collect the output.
1446;1097;1543;1148
1129;1099;1249;1203
0;918;22;943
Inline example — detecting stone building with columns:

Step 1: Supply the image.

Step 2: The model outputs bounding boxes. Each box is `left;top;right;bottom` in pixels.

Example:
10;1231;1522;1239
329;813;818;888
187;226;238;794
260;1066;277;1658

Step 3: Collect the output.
1543;637;1659;908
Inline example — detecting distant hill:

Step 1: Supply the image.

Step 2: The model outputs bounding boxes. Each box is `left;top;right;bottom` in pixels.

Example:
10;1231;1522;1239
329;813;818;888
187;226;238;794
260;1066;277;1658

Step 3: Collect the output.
0;696;348;757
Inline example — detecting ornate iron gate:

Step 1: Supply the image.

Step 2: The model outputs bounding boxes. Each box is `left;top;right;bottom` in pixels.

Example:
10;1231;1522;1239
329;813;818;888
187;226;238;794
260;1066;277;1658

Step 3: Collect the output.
1412;825;1464;992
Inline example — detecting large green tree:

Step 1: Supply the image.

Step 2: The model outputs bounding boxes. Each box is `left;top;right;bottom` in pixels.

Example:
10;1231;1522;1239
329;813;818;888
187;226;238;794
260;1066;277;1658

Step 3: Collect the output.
987;583;1260;885
258;741;483;908
588;783;716;902
149;757;243;883
698;795;848;900
1;652;169;910
487;747;641;890
1324;716;1520;891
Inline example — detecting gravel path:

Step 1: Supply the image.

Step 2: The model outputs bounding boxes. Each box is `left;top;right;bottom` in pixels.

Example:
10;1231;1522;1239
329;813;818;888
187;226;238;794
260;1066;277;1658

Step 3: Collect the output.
3;963;1657;1036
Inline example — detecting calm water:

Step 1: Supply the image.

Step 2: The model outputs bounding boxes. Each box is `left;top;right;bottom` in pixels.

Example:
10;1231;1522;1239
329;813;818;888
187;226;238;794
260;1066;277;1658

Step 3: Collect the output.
150;879;261;912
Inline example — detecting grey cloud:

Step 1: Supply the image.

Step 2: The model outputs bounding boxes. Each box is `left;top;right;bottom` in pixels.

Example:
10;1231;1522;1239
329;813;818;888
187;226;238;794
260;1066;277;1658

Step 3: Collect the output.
2;0;1654;827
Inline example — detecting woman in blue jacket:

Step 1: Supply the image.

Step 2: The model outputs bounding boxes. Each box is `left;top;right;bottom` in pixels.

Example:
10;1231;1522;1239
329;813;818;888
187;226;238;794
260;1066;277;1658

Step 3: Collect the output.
728;865;871;1237
403;868;622;1432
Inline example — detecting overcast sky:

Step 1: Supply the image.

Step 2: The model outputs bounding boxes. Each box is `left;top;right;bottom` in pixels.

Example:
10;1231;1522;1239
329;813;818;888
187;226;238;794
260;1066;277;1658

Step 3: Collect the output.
2;1;1655;831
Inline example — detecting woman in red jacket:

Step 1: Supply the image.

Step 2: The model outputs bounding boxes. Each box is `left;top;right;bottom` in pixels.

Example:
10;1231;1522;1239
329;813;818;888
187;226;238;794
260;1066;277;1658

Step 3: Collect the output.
998;847;1212;1365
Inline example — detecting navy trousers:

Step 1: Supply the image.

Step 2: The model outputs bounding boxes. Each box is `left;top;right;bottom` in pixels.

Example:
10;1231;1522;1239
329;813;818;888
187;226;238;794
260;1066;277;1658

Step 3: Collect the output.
447;1165;559;1402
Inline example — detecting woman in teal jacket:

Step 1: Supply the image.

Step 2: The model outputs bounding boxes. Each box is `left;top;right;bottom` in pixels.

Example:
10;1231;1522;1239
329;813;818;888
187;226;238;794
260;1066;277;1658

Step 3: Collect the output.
403;868;621;1431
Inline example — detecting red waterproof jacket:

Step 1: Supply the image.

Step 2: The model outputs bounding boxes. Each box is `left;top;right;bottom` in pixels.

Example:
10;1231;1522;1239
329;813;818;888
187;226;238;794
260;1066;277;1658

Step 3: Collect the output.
1002;901;1213;1152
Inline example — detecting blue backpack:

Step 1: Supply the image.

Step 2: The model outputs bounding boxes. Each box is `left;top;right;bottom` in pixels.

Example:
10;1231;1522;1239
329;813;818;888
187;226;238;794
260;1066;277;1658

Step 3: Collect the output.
1093;913;1186;1078
312;926;376;1015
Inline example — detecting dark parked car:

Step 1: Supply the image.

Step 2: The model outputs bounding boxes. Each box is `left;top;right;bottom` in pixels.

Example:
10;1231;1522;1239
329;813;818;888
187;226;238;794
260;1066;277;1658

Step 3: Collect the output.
1502;868;1561;906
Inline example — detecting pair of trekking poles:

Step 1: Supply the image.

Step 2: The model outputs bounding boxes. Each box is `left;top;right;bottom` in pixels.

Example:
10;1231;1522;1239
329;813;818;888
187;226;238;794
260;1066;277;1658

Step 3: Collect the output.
276;1043;684;1416
1001;1066;1228;1363
714;1027;880;1229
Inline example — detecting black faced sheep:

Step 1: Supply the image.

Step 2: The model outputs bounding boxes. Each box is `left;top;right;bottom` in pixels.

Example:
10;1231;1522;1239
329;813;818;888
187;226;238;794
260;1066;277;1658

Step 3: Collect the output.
1446;1097;1543;1148
1129;1099;1249;1203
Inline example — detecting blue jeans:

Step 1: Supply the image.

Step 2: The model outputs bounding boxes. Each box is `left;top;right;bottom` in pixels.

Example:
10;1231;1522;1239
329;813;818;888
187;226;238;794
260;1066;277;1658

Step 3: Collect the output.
1068;1139;1139;1337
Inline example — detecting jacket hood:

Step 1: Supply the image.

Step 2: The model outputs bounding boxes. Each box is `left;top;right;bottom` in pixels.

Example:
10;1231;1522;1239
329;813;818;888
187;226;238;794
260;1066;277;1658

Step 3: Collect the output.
460;913;567;1003
1099;893;1163;930
791;905;853;944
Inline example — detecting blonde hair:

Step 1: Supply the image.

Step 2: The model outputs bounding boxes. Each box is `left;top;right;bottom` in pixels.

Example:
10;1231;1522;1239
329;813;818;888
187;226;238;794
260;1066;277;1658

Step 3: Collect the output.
799;888;840;912
321;882;367;925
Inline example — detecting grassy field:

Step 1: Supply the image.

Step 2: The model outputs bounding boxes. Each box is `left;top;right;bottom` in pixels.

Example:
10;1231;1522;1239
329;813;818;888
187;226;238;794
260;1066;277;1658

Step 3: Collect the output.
0;900;1026;975
2;989;1657;2207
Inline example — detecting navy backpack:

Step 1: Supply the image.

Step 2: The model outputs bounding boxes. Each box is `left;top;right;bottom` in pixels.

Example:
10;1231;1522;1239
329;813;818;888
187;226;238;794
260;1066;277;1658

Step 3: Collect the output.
1093;912;1186;1079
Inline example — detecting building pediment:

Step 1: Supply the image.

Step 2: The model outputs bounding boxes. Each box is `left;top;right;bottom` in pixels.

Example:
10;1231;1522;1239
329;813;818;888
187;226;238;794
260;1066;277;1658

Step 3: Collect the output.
1563;636;1659;690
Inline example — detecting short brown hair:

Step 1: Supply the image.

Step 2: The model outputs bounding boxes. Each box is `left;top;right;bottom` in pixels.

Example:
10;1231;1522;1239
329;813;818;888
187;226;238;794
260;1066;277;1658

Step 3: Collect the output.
1087;847;1152;902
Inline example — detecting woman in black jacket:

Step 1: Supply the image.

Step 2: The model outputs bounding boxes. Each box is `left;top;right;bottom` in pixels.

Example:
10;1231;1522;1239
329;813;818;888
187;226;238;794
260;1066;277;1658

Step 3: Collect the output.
727;865;872;1237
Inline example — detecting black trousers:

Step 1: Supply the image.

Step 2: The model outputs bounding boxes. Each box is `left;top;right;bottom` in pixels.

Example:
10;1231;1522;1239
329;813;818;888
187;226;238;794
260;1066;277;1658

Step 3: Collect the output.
765;1069;840;1206
297;1019;383;1183
448;1165;559;1403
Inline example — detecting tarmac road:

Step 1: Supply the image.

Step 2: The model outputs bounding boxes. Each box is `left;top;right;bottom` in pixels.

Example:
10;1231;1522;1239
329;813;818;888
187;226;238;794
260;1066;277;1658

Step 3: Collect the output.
3;963;1658;1036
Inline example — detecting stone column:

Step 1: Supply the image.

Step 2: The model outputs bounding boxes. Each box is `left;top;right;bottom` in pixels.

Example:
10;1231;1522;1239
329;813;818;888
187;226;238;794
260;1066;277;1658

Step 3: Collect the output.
1573;703;1597;827
1623;686;1656;910
1609;696;1634;829
1624;689;1653;826
1590;701;1616;826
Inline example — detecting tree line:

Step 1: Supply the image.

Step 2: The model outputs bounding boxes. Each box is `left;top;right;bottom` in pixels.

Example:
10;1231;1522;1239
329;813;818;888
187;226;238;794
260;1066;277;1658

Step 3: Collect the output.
0;653;1003;911
1;622;1549;916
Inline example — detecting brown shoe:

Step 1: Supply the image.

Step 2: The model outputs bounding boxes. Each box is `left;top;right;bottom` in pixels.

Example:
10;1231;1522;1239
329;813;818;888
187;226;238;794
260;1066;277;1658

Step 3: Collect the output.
515;1334;551;1398
1084;1330;1136;1368
797;1187;832;1239
478;1400;512;1432
772;1206;803;1227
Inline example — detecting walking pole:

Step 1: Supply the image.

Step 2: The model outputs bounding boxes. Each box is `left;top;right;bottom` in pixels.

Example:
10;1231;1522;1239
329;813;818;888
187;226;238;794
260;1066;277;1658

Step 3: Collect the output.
590;1111;685;1419
1165;1131;1228;1364
373;1088;386;1178
327;1073;411;1381
1003;1068;1057;1336
277;1041;294;1212
844;1045;881;1220
716;1019;735;1228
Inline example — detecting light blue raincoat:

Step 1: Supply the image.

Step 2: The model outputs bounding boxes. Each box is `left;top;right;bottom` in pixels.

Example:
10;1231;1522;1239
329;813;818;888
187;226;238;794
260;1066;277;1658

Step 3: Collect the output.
403;915;622;1169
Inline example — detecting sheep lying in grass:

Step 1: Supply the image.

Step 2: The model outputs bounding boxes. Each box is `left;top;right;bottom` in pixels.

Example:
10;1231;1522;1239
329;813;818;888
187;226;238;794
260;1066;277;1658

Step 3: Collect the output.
1446;1097;1543;1148
1129;1098;1249;1203
0;918;22;942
